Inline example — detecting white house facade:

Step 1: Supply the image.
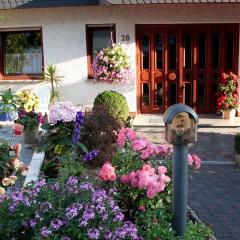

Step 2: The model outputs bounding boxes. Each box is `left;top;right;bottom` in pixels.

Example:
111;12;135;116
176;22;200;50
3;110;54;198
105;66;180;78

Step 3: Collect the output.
0;1;240;114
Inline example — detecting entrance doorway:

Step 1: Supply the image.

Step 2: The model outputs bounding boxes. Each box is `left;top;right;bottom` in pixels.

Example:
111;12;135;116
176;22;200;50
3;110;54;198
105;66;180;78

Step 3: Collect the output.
136;24;239;114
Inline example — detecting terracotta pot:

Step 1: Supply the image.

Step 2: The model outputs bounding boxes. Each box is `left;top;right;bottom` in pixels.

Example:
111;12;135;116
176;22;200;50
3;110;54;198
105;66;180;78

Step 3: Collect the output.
223;109;236;121
12;124;24;136
23;127;39;144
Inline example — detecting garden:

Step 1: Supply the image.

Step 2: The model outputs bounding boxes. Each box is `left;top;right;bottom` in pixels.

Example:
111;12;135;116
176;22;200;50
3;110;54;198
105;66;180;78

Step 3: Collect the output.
0;84;215;239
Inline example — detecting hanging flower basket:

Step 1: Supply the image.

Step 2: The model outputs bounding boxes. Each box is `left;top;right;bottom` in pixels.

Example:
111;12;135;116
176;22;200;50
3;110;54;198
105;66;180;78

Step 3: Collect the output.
92;43;130;84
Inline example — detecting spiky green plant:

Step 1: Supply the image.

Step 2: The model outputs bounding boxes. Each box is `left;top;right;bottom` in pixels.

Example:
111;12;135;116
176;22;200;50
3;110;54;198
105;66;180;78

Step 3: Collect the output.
44;64;63;105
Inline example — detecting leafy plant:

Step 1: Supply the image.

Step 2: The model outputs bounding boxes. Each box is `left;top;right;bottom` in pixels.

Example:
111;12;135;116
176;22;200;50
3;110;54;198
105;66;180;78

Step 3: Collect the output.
44;64;63;105
0;88;18;113
94;90;129;125
81;105;121;167
234;133;240;154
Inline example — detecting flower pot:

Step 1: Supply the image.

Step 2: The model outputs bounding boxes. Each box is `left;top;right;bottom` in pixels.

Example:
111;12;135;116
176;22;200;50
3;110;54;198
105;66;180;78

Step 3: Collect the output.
23;127;39;144
223;109;236;121
235;154;240;168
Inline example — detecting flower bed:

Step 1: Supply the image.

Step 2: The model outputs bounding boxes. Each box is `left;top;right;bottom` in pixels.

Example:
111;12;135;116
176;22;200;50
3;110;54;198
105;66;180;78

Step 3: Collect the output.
0;101;214;239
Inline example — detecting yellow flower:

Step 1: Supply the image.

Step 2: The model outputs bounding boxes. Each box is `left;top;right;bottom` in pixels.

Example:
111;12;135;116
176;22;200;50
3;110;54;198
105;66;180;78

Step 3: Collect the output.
2;177;11;187
0;187;6;195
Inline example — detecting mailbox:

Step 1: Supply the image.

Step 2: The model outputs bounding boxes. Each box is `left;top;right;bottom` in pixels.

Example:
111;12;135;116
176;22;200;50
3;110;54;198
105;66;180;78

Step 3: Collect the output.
163;104;198;145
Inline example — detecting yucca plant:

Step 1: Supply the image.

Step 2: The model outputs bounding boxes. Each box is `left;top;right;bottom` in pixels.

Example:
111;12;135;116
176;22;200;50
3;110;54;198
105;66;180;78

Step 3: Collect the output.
44;64;63;105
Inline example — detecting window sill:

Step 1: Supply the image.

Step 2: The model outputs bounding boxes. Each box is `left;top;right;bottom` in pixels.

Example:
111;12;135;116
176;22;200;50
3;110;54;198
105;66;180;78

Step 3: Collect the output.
0;75;43;82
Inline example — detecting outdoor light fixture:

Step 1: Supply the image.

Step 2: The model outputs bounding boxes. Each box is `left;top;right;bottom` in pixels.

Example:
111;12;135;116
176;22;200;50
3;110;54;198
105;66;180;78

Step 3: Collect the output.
163;104;198;237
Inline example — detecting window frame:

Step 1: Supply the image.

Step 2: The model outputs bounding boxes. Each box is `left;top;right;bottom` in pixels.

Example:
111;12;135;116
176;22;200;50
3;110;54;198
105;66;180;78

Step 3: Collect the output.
86;24;116;79
0;27;44;80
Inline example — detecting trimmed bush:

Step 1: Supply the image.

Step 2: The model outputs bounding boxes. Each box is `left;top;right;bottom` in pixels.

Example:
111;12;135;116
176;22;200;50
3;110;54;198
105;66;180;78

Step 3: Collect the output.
234;133;240;154
94;91;129;125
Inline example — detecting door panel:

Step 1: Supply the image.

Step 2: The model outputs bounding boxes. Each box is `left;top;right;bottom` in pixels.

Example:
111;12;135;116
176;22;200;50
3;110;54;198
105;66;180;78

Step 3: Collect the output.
136;24;239;114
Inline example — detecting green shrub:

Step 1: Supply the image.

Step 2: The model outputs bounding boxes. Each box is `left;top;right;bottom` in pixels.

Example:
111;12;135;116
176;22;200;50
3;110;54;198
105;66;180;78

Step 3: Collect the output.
234;133;240;154
93;90;129;125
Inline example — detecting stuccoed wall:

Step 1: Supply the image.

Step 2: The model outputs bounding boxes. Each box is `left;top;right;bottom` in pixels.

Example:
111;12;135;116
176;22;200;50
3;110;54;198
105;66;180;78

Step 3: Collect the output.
0;4;239;112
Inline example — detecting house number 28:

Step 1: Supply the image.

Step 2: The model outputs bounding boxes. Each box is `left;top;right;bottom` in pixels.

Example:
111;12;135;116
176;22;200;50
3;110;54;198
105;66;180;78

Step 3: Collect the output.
121;34;130;41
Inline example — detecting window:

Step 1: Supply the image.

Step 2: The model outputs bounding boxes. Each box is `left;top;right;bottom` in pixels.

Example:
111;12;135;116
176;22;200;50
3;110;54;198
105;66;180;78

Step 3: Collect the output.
86;24;116;78
0;29;43;79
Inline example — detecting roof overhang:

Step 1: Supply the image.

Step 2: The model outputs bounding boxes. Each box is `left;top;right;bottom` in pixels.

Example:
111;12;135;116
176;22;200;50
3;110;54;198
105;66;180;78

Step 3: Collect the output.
104;0;240;4
0;0;99;10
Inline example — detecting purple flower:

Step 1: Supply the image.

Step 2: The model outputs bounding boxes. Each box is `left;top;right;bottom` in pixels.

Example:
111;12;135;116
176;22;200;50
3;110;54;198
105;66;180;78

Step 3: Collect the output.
61;237;71;240
79;208;95;226
40;227;52;237
83;150;99;161
114;212;124;222
72;111;84;145
50;182;60;191
35;178;46;188
29;218;37;228
66;203;83;219
79;182;93;191
40;202;52;213
67;176;78;186
50;218;63;231
87;228;100;240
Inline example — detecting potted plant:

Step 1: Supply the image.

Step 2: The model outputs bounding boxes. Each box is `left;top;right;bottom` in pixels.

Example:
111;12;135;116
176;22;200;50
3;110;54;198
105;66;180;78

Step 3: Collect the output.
234;133;240;167
16;110;44;144
92;43;131;84
0;88;18;121
217;72;239;121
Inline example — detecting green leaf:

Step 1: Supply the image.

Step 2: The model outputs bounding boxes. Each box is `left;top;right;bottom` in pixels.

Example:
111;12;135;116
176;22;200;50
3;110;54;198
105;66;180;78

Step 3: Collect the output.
77;143;88;154
53;144;63;154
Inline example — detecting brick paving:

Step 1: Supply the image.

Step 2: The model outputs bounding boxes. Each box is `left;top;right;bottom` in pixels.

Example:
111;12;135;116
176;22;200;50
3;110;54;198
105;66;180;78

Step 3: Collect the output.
134;125;240;240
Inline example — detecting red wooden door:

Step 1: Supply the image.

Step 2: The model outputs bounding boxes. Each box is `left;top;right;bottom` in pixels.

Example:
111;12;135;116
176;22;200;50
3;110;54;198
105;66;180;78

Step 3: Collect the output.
136;24;239;114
